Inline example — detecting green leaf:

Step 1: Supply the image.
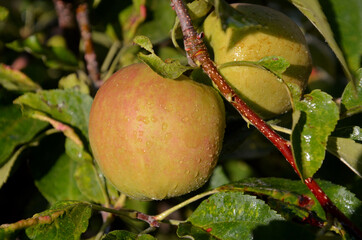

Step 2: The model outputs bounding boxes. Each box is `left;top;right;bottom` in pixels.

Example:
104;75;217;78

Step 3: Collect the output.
224;160;254;182
0;6;9;21
252;220;316;240
327;137;362;178
264;198;313;223
14;89;93;139
47;47;78;69
341;68;362;117
26;201;92;240
187;0;212;25
220;178;362;227
320;0;362;72
256;56;290;79
31;154;87;204
177;222;218;240
208;166;230;189
1;128;57;188
136;0;175;44
134;35;154;53
0;145;27;188
74;161;108;204
0;105;48;166
291;90;339;178
331;126;362;141
6;35;78;70
211;0;258;30
184;192;283;240
65;138;92;163
289;0;353;83
158;46;188;65
0;64;41;92
58;72;90;94
134;35;192;79
102;230;156;240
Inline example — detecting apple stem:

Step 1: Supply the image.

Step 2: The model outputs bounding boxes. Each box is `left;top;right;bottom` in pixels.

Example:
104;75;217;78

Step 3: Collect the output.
170;0;362;238
76;2;103;89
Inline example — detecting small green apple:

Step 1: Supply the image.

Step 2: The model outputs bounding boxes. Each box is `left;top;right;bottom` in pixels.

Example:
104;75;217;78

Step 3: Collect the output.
203;3;312;118
88;63;225;200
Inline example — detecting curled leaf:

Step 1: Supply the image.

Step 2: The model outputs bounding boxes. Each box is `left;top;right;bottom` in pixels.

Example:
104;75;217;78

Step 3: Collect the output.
134;35;192;79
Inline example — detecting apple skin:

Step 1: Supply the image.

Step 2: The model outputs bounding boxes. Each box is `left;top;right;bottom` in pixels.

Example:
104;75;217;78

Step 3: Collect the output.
88;63;225;200
203;3;312;118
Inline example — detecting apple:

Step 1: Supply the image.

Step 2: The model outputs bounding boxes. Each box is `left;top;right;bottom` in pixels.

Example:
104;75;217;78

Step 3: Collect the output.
88;63;225;200
203;3;312;118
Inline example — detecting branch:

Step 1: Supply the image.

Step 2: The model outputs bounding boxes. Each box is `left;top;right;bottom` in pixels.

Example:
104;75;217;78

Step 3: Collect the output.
0;210;64;235
76;2;102;89
170;0;362;239
52;0;80;54
89;204;160;228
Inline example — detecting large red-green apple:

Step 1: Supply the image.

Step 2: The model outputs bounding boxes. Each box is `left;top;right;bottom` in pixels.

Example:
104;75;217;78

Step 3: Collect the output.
203;3;312;118
88;63;225;200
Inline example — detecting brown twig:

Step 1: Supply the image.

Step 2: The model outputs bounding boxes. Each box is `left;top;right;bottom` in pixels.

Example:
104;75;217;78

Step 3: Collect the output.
52;0;80;54
170;0;362;238
76;2;102;89
0;210;64;235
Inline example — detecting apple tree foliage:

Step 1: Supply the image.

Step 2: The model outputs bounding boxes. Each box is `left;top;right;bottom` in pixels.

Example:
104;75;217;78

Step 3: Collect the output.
0;0;361;239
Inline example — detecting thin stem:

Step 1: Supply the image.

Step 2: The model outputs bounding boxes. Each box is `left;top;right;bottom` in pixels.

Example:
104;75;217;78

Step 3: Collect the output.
76;2;102;88
94;194;127;240
103;46;126;81
269;124;292;135
170;0;362;238
155;189;219;221
218;60;265;70
94;214;114;240
114;193;127;209
90;203;159;228
90;204;137;218
100;41;121;74
171;18;181;49
161;219;185;226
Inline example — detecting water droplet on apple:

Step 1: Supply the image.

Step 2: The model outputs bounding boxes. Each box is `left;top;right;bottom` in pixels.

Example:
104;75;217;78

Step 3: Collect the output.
182;116;189;122
137;115;149;124
165;132;171;141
